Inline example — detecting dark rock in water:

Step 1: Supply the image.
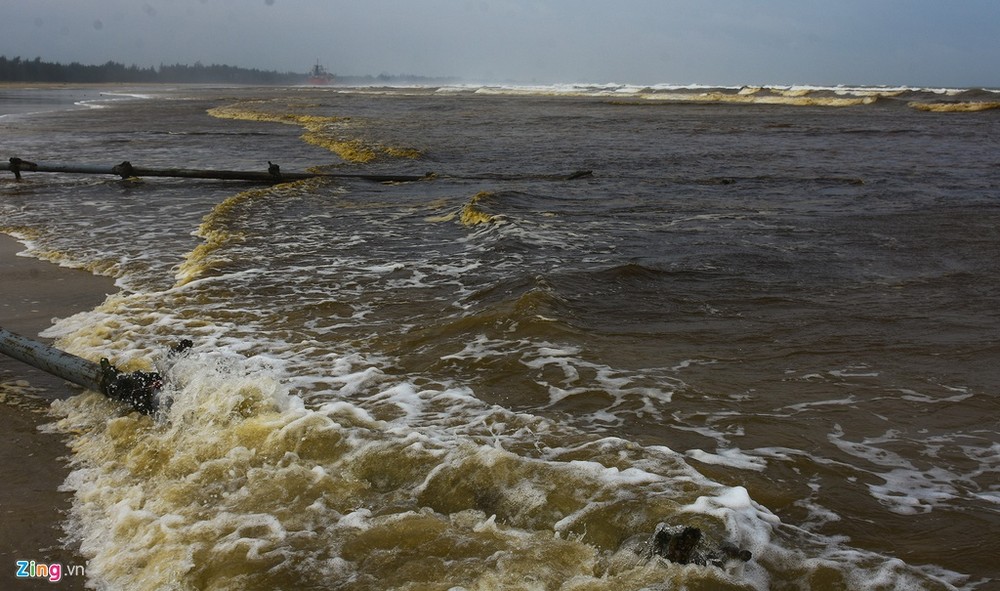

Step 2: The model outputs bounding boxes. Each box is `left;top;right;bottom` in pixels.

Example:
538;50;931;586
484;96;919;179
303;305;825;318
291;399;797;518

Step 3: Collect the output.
630;523;753;569
653;525;702;564
714;542;753;566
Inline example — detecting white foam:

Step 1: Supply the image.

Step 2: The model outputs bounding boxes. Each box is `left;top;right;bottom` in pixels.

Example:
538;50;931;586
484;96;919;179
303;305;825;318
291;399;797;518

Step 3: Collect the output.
898;387;974;404
98;92;158;100
780;395;858;413
828;366;880;378
686;448;768;472
828;425;963;515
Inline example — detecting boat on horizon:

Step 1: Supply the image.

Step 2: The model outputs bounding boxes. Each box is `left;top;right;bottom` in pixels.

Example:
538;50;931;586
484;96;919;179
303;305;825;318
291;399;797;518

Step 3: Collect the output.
307;61;333;85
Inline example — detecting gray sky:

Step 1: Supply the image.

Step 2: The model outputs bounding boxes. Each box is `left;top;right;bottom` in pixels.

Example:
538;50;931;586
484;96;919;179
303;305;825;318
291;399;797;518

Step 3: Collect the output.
2;0;998;87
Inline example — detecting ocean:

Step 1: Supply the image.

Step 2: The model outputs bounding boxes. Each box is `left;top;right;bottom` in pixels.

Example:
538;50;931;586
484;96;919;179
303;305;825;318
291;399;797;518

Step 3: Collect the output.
1;83;998;590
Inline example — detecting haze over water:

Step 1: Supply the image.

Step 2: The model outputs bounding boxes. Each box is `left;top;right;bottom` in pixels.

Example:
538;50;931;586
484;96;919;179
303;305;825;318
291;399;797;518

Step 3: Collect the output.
1;83;998;590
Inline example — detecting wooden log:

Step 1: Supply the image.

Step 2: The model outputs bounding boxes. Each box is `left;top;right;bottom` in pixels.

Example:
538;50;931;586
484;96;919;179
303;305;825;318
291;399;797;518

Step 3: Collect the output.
2;159;431;184
0;326;105;393
0;325;164;414
4;158;592;184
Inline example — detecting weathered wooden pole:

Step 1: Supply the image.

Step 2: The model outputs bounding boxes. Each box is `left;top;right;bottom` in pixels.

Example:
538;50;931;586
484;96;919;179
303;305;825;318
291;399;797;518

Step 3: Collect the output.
0;326;163;414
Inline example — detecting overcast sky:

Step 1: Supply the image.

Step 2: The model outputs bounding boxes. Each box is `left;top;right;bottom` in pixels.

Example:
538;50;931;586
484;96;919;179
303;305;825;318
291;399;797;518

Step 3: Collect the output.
2;0;998;87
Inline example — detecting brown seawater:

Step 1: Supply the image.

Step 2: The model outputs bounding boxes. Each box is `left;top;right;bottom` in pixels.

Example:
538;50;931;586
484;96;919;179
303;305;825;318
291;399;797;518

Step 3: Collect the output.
2;83;998;590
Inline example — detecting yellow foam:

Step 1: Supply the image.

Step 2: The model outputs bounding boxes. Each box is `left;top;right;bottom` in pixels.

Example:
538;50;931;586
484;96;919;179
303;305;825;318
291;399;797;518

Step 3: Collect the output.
460;191;498;227
207;101;422;164
174;180;318;286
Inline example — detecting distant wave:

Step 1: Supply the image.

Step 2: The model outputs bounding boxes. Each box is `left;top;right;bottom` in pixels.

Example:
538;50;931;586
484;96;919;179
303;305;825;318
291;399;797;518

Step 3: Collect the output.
908;101;1000;112
633;90;880;107
431;82;1000;111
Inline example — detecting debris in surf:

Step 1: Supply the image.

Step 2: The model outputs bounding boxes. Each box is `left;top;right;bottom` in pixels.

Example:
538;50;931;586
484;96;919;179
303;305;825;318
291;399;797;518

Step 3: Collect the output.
0;326;193;415
7;156;37;180
623;522;753;569
2;156;430;184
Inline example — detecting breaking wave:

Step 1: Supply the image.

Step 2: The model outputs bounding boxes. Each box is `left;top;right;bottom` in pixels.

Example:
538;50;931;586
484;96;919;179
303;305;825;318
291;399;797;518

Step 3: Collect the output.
908;101;1000;113
434;82;1000;112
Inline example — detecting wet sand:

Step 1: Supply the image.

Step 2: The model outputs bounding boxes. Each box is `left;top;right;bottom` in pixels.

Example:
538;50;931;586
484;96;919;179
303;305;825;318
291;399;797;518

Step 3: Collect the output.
0;234;116;590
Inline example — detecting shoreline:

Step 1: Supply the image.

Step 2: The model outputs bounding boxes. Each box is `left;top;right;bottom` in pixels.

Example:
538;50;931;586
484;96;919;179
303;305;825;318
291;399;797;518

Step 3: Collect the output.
0;234;117;590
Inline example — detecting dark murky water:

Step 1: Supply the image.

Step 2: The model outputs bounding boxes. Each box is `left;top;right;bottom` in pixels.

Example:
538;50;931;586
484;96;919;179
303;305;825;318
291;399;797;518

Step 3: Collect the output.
2;84;998;590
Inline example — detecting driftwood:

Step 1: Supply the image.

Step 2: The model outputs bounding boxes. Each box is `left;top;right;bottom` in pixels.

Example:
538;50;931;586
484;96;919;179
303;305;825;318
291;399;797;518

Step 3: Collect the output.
0;326;179;414
4;157;593;184
3;158;430;184
624;523;753;568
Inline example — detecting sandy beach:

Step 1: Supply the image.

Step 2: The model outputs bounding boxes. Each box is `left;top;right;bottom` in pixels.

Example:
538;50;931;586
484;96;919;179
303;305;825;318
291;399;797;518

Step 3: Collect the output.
0;234;116;590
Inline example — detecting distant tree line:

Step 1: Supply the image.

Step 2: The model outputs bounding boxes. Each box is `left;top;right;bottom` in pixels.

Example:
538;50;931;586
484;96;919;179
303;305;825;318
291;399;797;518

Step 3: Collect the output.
1;56;462;86
0;56;304;84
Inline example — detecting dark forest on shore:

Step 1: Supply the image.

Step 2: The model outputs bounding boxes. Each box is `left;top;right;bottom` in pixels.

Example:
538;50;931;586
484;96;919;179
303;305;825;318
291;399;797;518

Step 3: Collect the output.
0;56;303;84
0;56;460;86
